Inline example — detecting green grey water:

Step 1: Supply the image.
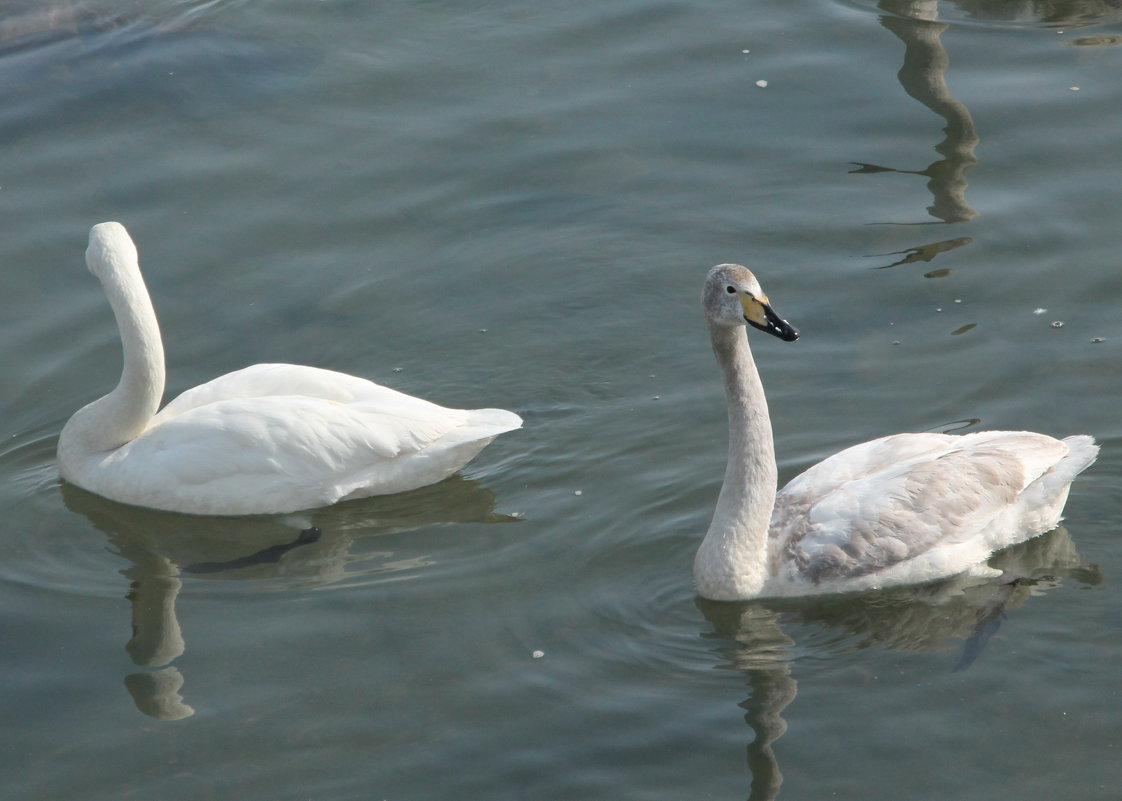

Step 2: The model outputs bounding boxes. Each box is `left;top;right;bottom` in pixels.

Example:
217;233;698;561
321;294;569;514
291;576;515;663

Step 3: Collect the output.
2;0;1121;798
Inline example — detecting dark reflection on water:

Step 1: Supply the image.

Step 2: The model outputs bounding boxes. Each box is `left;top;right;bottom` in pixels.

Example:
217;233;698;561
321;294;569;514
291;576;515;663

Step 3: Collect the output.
853;1;980;226
181;526;324;575
951;0;1122;27
848;0;1121;284
1067;33;1122;44
696;528;1102;800
851;0;1120;277
869;235;973;269
839;0;1122;28
60;477;516;719
866;235;973;270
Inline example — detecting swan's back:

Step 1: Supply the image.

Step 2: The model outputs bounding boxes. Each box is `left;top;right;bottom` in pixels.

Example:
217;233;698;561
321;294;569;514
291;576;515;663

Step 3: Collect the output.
159;363;442;416
768;431;1098;593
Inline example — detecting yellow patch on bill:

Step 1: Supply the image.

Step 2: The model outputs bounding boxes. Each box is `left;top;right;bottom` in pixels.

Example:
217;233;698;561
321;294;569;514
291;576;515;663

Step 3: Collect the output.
739;295;768;326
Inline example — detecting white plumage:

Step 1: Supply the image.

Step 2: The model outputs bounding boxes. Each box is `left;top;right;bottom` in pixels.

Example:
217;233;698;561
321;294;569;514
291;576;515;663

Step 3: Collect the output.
57;222;521;516
694;263;1098;601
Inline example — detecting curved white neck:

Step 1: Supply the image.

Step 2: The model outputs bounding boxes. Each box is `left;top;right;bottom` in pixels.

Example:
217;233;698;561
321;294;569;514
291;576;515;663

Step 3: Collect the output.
694;324;778;600
60;244;165;458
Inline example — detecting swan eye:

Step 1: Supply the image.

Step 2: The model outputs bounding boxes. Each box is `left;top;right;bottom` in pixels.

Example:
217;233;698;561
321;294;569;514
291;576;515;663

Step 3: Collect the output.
726;286;736;294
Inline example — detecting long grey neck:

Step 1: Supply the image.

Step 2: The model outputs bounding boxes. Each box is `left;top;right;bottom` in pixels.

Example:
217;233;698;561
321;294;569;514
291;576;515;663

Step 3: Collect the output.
62;261;165;455
694;323;778;599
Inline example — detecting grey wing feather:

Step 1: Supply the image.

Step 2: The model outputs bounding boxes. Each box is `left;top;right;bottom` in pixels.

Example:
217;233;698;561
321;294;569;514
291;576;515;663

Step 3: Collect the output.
769;433;1060;584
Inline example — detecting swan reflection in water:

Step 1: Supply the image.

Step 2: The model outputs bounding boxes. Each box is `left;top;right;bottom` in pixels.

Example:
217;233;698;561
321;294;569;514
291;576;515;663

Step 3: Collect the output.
62;476;519;720
696;527;1101;800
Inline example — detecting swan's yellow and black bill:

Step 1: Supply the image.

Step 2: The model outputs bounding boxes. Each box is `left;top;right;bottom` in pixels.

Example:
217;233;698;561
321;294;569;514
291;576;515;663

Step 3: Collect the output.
740;295;799;342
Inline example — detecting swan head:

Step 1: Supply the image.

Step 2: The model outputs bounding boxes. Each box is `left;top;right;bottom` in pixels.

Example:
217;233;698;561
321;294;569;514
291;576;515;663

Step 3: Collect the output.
703;264;799;342
86;221;138;280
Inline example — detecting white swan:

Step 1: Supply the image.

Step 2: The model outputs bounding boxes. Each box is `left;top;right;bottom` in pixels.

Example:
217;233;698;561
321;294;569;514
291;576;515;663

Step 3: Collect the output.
57;222;522;516
695;263;1098;601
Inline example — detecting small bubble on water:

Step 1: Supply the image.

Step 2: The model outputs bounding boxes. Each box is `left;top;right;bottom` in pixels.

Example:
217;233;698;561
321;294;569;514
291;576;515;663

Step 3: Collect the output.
1091;337;1105;343
532;650;545;659
1051;321;1064;328
755;79;768;88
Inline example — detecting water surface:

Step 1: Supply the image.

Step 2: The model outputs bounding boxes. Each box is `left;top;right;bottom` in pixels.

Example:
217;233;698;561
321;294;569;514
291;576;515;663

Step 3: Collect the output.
2;0;1121;798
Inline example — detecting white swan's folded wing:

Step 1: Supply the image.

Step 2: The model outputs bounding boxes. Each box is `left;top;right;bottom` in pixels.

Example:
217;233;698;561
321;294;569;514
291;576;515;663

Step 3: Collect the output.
770;432;1072;586
92;388;517;515
117;397;447;506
